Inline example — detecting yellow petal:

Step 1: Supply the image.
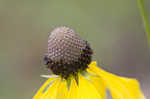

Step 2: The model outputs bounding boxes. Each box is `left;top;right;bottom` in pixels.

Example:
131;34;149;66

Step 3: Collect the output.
67;78;78;99
33;77;55;99
41;78;60;99
76;74;102;99
89;61;146;99
55;79;68;99
87;69;106;99
119;77;146;99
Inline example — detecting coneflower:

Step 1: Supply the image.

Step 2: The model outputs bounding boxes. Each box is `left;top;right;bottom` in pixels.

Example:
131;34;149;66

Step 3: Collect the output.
33;26;145;99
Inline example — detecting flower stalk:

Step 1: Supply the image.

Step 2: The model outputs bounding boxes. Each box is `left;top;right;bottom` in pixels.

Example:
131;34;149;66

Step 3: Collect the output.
138;0;150;47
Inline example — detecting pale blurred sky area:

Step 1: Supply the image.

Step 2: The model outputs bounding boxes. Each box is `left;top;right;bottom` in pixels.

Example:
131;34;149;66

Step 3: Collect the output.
0;0;150;99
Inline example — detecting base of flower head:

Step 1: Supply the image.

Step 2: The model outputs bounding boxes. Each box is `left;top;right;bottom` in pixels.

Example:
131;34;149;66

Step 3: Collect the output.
43;41;93;79
34;61;145;99
40;70;97;92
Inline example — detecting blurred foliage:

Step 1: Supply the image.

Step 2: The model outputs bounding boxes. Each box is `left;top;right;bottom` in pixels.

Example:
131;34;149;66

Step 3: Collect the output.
0;0;150;99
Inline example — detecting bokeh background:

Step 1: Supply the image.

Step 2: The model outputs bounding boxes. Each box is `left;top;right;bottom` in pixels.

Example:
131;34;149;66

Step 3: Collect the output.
0;0;150;99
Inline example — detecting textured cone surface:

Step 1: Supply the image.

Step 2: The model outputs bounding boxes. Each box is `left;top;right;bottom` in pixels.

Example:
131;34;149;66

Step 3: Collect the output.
48;26;86;63
44;26;93;78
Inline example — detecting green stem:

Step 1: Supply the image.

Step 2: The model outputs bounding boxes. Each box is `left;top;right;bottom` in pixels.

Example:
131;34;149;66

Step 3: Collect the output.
138;0;150;47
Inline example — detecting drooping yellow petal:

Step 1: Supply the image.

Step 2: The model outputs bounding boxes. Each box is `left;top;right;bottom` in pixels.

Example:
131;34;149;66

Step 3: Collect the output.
89;61;146;99
67;78;78;99
76;74;102;99
33;77;55;99
41;78;60;99
119;77;146;99
87;69;106;99
55;79;68;99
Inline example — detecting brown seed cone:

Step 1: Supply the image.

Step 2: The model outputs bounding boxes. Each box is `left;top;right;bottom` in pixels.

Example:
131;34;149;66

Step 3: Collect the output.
44;26;93;78
48;26;86;63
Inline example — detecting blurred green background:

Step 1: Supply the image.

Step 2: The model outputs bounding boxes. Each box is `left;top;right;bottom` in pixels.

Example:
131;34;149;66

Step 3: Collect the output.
0;0;150;99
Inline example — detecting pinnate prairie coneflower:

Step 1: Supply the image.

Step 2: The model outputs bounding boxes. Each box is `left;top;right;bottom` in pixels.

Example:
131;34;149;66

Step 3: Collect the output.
33;26;146;99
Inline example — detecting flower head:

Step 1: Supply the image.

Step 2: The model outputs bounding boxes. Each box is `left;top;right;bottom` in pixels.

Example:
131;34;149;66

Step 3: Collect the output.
33;26;146;99
44;26;92;79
